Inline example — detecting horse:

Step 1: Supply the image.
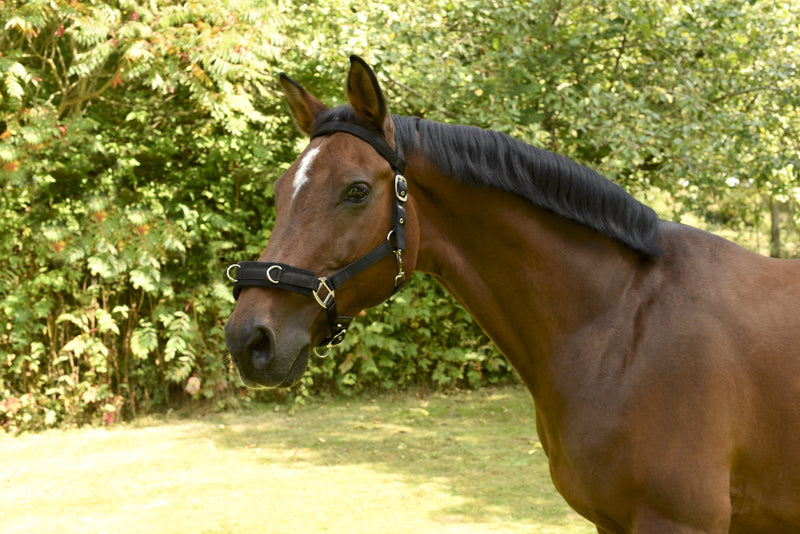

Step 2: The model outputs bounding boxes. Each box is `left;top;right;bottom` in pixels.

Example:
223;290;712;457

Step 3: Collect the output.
224;55;800;533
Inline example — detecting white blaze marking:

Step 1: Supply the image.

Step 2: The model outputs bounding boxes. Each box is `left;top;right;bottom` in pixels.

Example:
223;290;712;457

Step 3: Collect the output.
292;145;321;199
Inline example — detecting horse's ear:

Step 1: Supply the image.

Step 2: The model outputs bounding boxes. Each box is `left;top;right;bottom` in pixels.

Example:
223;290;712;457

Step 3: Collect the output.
346;55;393;137
280;74;328;136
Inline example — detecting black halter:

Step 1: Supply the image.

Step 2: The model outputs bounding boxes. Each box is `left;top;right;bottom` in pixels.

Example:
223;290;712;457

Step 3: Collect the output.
226;121;408;357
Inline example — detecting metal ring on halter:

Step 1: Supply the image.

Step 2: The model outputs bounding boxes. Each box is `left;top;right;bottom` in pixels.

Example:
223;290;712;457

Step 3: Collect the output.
313;326;348;358
266;265;282;284
394;249;405;286
226;264;240;283
312;277;335;309
313;345;333;358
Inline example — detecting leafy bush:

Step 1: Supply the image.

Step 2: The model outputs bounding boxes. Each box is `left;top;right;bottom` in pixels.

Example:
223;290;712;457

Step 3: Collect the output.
0;0;290;431
0;1;515;432
2;0;797;432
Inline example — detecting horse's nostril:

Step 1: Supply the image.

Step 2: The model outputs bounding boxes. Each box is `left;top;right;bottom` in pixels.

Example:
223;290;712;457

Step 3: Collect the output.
249;329;273;370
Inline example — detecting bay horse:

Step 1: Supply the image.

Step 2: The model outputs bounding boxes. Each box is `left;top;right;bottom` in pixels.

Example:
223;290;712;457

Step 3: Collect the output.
224;56;800;533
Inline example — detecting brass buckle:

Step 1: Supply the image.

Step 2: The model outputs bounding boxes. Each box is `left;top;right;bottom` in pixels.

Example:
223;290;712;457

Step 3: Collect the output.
313;277;335;309
394;174;408;202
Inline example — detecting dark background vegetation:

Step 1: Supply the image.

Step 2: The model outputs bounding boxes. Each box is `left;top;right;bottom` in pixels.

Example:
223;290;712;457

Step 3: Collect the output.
1;0;798;431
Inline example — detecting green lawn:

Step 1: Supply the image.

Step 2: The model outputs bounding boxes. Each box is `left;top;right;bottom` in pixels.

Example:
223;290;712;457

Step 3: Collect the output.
1;386;594;533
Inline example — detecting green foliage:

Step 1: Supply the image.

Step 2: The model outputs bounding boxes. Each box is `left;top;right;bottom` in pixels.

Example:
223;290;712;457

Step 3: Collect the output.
302;274;515;396
0;0;296;431
2;0;799;431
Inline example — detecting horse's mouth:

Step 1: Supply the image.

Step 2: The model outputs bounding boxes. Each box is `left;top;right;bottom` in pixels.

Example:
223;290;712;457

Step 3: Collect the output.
233;346;310;389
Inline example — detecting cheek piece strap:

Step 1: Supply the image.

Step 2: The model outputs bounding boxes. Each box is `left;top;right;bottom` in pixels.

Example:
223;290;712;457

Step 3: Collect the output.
226;121;408;358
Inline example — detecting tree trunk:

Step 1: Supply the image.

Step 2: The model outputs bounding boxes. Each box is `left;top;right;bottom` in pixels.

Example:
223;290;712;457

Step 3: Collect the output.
770;194;781;258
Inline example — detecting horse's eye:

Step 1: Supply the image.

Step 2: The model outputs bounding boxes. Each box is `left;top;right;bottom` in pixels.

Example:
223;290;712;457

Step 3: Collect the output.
344;183;370;203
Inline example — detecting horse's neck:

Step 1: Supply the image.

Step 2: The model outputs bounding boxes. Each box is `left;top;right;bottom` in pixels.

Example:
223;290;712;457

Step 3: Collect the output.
411;165;640;392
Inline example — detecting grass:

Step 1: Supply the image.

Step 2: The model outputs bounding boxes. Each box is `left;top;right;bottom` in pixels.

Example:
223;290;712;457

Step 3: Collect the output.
1;385;595;534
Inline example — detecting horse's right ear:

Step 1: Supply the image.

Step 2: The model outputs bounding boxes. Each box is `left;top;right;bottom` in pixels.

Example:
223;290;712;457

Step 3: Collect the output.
279;74;328;136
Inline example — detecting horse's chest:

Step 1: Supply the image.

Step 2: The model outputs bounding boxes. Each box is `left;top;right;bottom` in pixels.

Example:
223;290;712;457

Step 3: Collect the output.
535;403;638;529
545;445;628;531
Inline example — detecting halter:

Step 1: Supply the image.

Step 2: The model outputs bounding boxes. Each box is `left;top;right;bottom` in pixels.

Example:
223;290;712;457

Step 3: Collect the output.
226;121;408;358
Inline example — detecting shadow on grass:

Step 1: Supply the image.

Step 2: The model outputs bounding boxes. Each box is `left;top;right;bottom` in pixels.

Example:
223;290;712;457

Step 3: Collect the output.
207;385;589;530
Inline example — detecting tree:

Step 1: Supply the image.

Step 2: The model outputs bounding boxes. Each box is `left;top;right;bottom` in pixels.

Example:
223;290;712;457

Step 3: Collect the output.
325;0;800;251
2;0;797;431
0;0;294;429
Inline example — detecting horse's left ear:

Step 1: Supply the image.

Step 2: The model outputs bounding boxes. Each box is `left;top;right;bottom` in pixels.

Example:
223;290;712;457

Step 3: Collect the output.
280;73;328;136
347;55;393;137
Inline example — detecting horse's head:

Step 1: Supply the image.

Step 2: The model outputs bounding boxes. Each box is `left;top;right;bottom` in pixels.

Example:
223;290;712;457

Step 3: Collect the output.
225;56;418;388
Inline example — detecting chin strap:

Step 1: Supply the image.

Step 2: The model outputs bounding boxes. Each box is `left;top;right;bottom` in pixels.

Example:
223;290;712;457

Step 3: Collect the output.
227;122;408;357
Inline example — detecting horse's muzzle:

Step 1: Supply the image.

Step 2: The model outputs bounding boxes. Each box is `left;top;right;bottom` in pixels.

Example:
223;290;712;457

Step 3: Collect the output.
225;319;310;389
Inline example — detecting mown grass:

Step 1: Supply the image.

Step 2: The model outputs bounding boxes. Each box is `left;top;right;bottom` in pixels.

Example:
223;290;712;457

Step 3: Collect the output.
1;385;594;533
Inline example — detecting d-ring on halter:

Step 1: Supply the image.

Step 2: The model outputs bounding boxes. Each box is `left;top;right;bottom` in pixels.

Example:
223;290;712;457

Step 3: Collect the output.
227;121;408;358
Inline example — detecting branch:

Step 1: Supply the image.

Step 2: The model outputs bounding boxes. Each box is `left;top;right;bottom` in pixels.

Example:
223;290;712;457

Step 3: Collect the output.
614;19;632;72
710;84;776;105
57;62;125;117
550;0;563;25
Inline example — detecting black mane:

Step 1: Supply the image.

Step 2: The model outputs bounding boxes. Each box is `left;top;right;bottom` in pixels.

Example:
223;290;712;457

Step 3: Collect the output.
314;107;662;257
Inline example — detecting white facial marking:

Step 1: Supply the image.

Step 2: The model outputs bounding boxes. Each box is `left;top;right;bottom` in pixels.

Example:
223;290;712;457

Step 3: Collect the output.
292;145;321;199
